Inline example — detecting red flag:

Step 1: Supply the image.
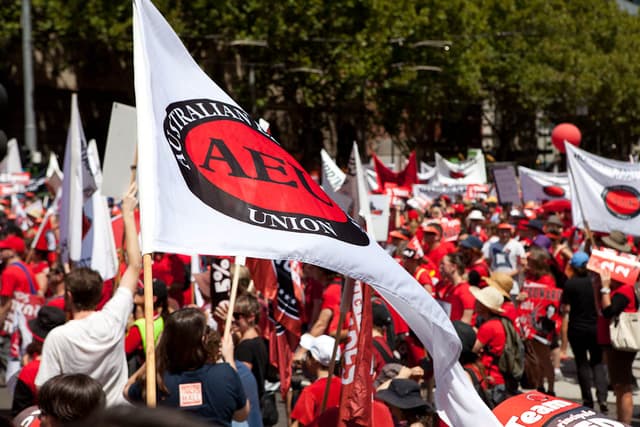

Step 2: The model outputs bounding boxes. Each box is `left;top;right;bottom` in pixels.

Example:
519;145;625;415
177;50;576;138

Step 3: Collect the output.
269;260;304;399
338;281;373;427
269;324;299;400
372;151;418;190
245;257;278;301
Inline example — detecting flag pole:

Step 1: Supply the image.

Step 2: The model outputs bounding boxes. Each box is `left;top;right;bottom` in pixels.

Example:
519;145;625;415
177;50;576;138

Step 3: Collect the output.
224;256;246;338
566;143;596;248
321;277;354;413
143;252;156;407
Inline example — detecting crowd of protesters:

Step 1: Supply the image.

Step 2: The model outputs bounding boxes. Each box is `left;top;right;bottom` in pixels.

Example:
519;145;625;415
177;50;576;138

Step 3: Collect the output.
0;183;636;427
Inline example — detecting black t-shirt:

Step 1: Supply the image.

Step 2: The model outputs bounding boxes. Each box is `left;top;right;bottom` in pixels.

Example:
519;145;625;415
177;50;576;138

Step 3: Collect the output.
560;275;597;334
235;336;268;398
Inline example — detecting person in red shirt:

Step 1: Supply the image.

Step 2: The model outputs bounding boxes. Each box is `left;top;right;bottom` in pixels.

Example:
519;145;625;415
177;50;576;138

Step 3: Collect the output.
459;235;490;288
0;235;39;328
484;271;517;323
371;302;397;377
471;287;508;399
422;223;455;268
291;334;341;427
438;253;475;324
308;275;348;338
401;238;434;295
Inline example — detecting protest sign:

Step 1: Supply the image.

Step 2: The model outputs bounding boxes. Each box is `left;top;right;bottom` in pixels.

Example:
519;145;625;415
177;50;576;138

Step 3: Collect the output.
440;217;461;242
518;166;569;203
102;102;137;198
586;248;640;286
465;183;489;200
516;282;562;342
435;151;487;184
493;391;629;427
492;166;521;205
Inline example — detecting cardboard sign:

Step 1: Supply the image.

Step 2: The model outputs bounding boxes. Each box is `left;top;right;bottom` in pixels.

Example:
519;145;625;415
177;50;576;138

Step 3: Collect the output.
587;248;640;286
492;166;521;205
439;217;461;242
412;183;467;200
102;103;137;198
516;282;562;342
493;391;629;427
369;194;391;242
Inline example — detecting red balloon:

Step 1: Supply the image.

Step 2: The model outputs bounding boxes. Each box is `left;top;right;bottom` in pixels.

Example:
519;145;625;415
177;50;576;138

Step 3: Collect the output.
551;123;581;153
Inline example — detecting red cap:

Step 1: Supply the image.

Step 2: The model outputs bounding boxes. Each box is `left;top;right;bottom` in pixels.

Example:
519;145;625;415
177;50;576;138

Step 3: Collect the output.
407;210;419;221
517;219;529;231
0;235;26;254
422;225;440;235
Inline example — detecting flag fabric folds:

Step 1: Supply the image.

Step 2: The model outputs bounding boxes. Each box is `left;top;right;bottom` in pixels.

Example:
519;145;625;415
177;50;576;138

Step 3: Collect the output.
435;151;487;184
78;140;119;280
566;143;640;235
372;151;418;190
338;142;372;229
0;139;23;175
132;1;500;425
338;281;373;427
59;94;98;265
518;166;570;203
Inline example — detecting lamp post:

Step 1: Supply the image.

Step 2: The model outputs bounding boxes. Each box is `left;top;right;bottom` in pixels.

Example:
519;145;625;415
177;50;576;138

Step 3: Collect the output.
22;0;39;163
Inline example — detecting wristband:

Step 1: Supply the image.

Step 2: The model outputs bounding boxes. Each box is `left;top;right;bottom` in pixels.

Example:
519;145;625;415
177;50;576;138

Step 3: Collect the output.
600;287;611;295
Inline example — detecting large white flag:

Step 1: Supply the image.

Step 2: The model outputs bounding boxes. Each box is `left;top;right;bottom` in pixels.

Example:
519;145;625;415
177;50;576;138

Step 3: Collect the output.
567;143;640;235
518;166;570;203
77;140;118;280
59;94;98;264
132;1;499;425
435;151;487;184
0;139;23;174
418;161;437;182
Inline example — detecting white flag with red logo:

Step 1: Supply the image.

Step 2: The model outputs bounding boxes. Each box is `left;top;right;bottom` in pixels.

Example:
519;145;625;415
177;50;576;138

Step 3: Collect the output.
518;166;570;203
59;94;98;264
133;1;500;424
566;143;640;235
320;149;352;213
435;151;487;184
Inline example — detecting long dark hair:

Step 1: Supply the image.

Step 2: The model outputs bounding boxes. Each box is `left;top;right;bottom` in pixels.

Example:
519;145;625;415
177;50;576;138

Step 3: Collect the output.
144;308;208;395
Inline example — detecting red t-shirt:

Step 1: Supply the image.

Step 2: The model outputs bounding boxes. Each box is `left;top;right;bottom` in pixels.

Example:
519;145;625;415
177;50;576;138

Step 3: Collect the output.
425;241;456;267
304;277;325;325
45;295;65;311
414;266;434;295
321;283;350;335
598;283;637;345
291;376;341;425
501;300;518;324
28;261;49;275
373;336;395;376
476;318;506;385
525;273;556;288
0;261;38;297
467;260;490;287
309;400;393;427
17;358;41;398
440;281;476;321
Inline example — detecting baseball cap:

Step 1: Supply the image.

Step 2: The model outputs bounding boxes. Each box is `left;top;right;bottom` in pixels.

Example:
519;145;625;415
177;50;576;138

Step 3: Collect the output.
459;235;483;250
299;333;340;367
497;223;514;232
0;235;26;254
570;251;589;268
28;306;66;342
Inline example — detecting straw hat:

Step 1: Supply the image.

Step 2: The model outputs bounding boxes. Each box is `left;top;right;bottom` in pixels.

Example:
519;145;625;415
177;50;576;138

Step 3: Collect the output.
602;230;632;253
470;286;505;314
483;272;513;298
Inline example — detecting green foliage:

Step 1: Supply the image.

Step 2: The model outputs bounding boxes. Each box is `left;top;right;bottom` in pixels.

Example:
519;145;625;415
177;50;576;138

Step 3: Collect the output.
2;0;640;161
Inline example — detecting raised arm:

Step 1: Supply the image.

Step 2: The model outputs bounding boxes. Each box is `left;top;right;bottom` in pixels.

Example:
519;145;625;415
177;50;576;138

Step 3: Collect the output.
120;182;142;294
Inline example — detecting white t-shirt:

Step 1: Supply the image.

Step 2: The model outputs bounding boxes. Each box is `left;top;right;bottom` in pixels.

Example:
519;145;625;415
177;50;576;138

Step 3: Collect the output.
35;287;133;406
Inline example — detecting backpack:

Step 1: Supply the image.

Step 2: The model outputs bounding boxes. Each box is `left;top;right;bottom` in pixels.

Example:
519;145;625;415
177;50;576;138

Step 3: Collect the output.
464;364;496;409
497;318;525;385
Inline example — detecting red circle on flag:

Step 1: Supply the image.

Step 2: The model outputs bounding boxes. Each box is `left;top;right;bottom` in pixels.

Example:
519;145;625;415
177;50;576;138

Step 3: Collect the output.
542;185;565;198
602;186;640;219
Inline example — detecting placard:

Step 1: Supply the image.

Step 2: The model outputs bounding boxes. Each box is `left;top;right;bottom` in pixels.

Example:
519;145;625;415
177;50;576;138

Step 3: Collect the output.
587;248;640;286
369;194;391;242
102;103;137;198
492;166;521;205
